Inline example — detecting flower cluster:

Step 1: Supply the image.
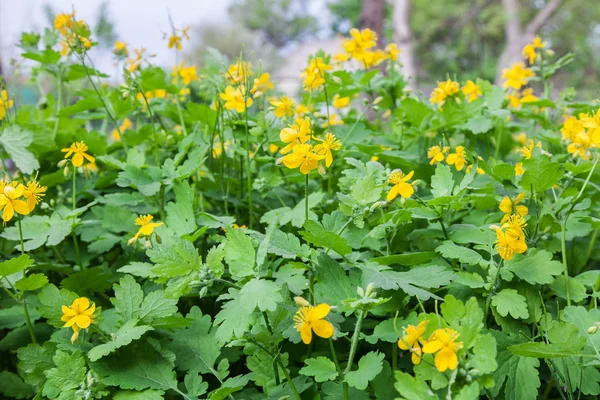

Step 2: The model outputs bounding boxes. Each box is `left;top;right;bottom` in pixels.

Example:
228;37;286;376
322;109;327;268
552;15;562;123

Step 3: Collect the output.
301;57;332;92
387;169;416;201
61;141;95;168
293;298;334;344
220;86;253;113
61;297;97;343
0;180;46;223
125;47;153;73
53;11;93;56
522;36;547;65
502;62;535;90
561;109;600;160
398;322;464;372
277;118;342;175
428;145;484;174
0;89;14;121
167;26;190;50
430;79;482;107
493;193;528;260
508;88;538;109
113;40;128;57
172;62;198;85
335;28;400;69
111;118;133;141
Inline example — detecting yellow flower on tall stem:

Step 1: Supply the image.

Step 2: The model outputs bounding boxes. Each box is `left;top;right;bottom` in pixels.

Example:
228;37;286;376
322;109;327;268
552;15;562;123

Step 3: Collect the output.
387;169;415;201
422;328;463;372
61;142;95;167
446;146;467;171
397;321;428;365
427;145;449;165
279;144;324;175
220;86;252;113
461;80;482;103
279;117;311;154
251;73;274;96
499;192;528;223
313;132;342;167
293;303;334;344
270;96;295;118
502;62;535;90
128;214;164;245
23;181;47;212
61;297;96;343
0;182;30;223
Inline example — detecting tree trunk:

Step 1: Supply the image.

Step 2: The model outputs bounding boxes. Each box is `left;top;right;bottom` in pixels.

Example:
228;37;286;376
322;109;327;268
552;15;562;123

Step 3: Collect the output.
359;0;385;47
495;0;563;85
392;0;417;89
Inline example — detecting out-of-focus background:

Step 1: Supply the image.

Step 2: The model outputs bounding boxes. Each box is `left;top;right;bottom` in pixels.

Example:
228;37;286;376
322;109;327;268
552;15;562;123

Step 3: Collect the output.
0;0;599;98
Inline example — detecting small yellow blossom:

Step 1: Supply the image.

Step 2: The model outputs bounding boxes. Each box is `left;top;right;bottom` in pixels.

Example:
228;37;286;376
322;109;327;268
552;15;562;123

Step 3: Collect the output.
397;321;428;365
279;144;325;175
270;96;295;118
212;139;231;158
422;328;463;372
515;162;525;176
220;86;252;113
427;145;449;165
332;94;350;109
446;146;467;171
61;297;96;343
301;57;332;92
61;142;95;167
502;62;535;90
430;80;459;106
387;170;415;201
461;80;482;103
0;182;30;223
293;303;334;344
168;34;182;50
494;215;527;260
227;61;252;84
23;181;47;212
111;118;133;141
499;192;528;223
128;214;164;245
279;117;311;154
321;113;344;128
269;143;279;153
113;40;128;57
251;73;274;95
313;132;342;167
522;36;546;64
384;43;401;61
343;28;378;61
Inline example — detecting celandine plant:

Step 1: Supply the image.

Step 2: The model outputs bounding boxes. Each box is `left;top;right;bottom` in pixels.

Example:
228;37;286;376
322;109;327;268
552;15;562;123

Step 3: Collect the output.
0;11;598;400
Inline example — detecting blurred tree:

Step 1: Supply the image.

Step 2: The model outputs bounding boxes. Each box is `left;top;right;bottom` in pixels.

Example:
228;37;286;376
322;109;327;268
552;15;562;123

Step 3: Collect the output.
228;0;318;48
392;0;416;89
94;1;117;50
359;0;385;45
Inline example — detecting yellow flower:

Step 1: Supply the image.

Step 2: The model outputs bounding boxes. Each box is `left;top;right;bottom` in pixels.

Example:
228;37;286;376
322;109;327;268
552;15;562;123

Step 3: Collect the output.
0;90;15;121
494;215;527;260
515;162;525;176
227;61;252;84
271;96;295;118
499;192;528;223
128;214;164;245
61;297;96;344
220;86;252;113
384;43;401;61
54;12;75;35
567;131;594;160
430;80;459;106
212;139;231;158
332;94;350;109
446;146;467;171
513;132;528;145
397;321;428;365
314;132;342;167
111;118;133;141
362;49;386;68
61;142;95;167
517;139;542;160
465;156;485;175
22;181;47;212
295;103;313;117
387;170;415;201
522;36;546;64
0;183;30;223
520;88;538;104
371;156;379;162
343;28;378;61
269;143;279;153
293;303;334;344
427;145;449;165
301;57;332;92
279;144;325;175
422;328;463;372
114;40;128;57
251;73;274;95
461;80;482;103
279;117;311;154
321;113;344;128
561;116;584;142
502;62;535;90
168;34;182;50
172;63;198;85
333;52;349;65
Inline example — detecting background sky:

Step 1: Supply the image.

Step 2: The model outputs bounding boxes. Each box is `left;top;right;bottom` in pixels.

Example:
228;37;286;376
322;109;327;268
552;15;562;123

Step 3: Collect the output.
0;0;233;73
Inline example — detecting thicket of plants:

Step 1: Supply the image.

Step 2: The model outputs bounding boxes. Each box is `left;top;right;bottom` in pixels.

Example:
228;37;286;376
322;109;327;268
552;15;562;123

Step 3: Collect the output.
0;11;599;400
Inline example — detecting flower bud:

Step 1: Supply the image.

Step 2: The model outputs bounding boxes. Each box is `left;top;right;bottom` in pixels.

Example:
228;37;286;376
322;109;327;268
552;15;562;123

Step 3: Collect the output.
127;237;137;246
588;325;598;335
332;76;342;84
373;96;383;105
145;240;152;249
294;296;310;307
199;286;208;299
57;159;68;168
63;166;70;178
489;224;501;231
365;282;375;296
357;286;365;297
155;234;162;244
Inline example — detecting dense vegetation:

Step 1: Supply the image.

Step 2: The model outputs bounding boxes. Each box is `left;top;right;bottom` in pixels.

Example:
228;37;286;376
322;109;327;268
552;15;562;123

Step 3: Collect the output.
0;11;599;400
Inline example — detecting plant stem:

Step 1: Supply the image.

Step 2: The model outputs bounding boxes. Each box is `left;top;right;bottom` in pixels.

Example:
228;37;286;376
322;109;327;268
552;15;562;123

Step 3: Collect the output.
250;339;300;400
305;173;309;225
139;91;161;166
329;338;349;400
17;215;36;344
262;312;281;385
344;309;365;376
71;171;82;267
484;260;503;323
244;104;253;228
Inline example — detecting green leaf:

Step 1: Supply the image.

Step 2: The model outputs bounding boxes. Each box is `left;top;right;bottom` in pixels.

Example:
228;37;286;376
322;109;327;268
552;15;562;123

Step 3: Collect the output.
111;275;144;323
214;289;254;343
224;229;256;279
519;158;564;192
0;255;34;278
350;175;383;206
113;390;165;400
394;370;436;400
167;307;221;374
344;351;384;390
166;181;196;236
117;262;157;279
206;244;225;277
460;114;493;134
563;306;600;351
60;266;112;295
88;319;154;362
251;229;311;260
469;333;497;374
138;291;178;323
361;264;448;301
37;284;78;327
256;220;277;268
17;342;56;386
440;296;483;349
147;237;202;280
430;164;454;198
44;350;87;393
299;220;352;256
184;372;209;398
492;289;529;319
239;278;283;312
492;332;540;400
508;343;582;358
0;126;40;174
116;166;162;196
454;382;480;400
0;305;41;329
371;251;437;266
0;371;33;399
300;357;338;383
436;241;488;267
92;342;179;392
15;273;48;291
550;276;588;303
504;249;564;285
0;213;73;251
314;253;355;308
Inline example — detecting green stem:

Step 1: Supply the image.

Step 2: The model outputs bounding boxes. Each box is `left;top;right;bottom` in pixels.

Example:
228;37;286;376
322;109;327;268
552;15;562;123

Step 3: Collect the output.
139;91;161;166
52;70;63;138
244;103;253;228
305;173;309;225
17;215;36;344
344;309;365;376
484;260;503;323
71;171;82;268
250;340;300;400
329;338;348;400
262;312;280;385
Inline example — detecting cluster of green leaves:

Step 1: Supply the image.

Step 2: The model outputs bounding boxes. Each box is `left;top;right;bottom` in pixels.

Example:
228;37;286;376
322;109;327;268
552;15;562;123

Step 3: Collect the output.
0;16;599;400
